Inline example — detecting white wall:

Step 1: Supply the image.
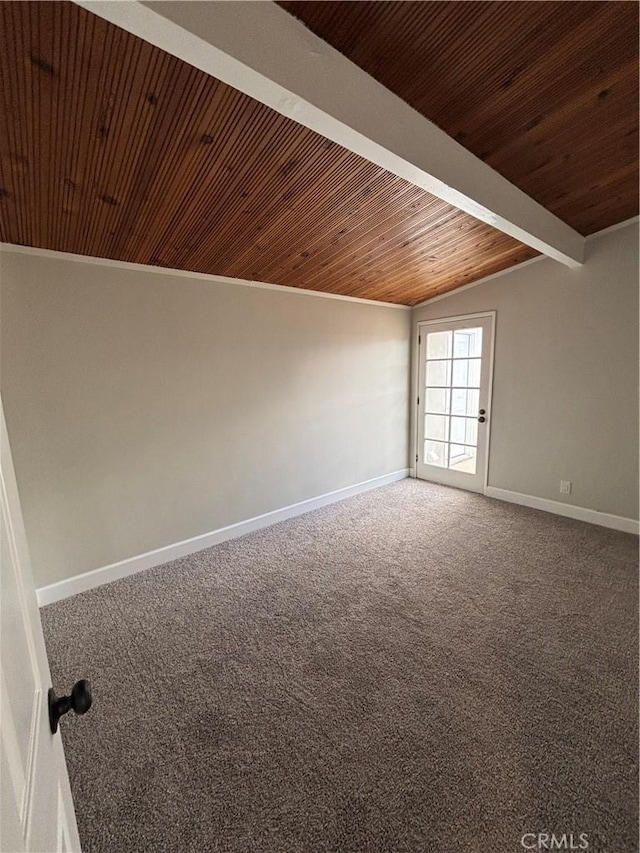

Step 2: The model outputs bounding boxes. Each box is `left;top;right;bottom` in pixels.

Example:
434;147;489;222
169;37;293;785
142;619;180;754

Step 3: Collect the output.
412;220;639;522
0;250;411;588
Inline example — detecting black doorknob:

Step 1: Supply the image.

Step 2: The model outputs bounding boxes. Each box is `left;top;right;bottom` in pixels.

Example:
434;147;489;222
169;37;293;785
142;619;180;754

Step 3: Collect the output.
48;679;92;734
478;416;486;423
479;409;486;415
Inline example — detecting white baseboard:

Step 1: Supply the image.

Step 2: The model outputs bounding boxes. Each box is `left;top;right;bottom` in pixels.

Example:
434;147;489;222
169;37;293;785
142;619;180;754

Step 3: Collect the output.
484;486;640;535
37;469;409;606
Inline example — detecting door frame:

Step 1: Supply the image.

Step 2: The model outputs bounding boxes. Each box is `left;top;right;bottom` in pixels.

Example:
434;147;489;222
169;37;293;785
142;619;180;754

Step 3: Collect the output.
413;311;496;494
1;397;81;852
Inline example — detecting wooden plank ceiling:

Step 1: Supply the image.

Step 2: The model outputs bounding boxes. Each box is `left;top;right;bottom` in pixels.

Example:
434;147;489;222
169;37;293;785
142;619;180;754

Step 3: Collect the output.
280;0;640;237
1;3;636;305
0;1;539;306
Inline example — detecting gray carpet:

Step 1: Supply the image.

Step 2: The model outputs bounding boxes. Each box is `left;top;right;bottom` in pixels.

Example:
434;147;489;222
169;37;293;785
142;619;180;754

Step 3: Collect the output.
41;480;638;853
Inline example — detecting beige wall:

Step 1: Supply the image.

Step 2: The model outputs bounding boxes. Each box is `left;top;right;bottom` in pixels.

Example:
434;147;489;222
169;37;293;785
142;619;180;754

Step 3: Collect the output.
2;220;636;590
0;251;411;587
412;221;639;521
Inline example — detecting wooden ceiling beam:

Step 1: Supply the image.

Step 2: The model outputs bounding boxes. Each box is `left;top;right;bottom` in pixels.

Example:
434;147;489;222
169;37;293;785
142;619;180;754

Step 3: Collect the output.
74;0;585;268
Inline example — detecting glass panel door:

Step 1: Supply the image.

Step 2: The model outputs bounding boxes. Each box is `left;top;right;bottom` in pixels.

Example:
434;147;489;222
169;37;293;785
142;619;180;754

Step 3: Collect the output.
416;315;493;493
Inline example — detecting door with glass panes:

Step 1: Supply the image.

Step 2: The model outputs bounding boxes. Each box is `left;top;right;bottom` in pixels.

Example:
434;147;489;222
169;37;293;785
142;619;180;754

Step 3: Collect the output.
416;314;494;493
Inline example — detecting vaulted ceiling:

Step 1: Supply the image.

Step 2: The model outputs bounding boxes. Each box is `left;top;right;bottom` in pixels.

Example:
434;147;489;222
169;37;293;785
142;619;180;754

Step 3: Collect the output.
280;0;640;237
1;1;637;305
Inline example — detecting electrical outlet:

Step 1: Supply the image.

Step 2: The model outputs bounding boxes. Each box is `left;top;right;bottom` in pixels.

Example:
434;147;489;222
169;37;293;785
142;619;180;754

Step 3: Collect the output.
560;480;572;495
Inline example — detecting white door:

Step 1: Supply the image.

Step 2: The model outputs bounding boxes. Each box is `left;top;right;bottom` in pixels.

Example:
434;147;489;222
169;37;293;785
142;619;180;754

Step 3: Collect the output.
416;314;494;493
1;400;81;853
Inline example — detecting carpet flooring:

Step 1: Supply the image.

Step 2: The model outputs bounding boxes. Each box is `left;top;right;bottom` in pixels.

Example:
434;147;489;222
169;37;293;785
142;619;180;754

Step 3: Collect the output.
41;480;638;853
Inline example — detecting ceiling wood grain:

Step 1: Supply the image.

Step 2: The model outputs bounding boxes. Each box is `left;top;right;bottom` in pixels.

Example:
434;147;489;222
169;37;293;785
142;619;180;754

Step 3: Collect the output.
279;0;639;236
0;1;538;305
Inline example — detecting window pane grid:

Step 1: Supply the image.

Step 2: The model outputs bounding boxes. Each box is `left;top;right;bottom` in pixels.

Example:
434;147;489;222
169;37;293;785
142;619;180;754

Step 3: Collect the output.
421;327;483;476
